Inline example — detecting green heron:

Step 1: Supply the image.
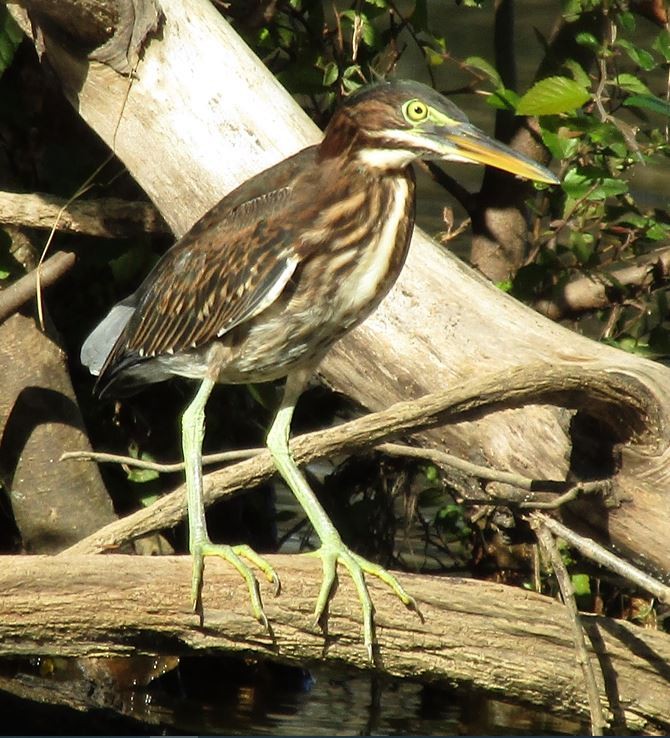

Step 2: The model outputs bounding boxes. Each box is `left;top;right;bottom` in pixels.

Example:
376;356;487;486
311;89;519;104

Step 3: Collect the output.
82;79;558;657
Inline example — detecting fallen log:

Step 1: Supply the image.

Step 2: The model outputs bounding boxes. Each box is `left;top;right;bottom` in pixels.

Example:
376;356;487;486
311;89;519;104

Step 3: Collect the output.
1;554;668;732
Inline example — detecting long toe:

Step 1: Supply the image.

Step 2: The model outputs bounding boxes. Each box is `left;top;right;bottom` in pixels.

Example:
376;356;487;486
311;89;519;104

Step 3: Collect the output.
310;541;418;661
351;551;422;618
192;541;274;629
232;544;281;596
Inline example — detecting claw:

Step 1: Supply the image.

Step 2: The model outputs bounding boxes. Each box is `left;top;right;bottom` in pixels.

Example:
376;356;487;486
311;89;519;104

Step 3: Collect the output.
191;540;278;629
310;541;418;661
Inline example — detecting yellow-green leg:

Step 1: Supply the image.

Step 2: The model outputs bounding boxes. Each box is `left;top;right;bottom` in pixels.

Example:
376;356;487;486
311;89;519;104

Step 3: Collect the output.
266;369;419;659
183;376;279;626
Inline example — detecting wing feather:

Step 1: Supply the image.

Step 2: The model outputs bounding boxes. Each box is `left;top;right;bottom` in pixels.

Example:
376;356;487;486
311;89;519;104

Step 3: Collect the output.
98;147;318;380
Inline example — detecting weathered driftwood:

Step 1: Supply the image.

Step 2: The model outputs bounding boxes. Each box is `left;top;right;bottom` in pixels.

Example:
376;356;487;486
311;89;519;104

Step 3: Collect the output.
0;190;167;237
11;0;670;575
1;554;668;732
62;363;663;555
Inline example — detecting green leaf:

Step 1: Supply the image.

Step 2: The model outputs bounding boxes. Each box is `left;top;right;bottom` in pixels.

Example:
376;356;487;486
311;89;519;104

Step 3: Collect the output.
647;222;670;240
616;10;635;33
569;230;595;264
562;167;628;200
623;94;670;117
562;59;591;88
424;46;445;67
486;87;520;111
540;125;580;160
615;73;652;96
340;10;377;48
616;39;656;71
128;467;160;484
562;0;583;23
571;573;591;596
464;56;501;87
341;67;363;93
584;120;626;148
0;7;22;77
496;278;513;293
605;336;654;357
652;29;670;62
424;464;439;482
517;76;590;116
322;61;339;87
575;31;599;49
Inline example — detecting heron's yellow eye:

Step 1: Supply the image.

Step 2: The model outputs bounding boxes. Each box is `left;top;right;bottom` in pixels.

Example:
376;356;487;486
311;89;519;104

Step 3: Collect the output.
404;99;429;123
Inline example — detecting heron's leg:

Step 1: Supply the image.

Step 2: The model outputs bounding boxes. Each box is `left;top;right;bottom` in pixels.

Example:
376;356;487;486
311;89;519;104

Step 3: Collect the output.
266;369;419;659
183;376;279;627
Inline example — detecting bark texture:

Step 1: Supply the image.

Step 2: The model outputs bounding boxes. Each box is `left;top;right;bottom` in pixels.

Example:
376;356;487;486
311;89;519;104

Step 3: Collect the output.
0;312;116;552
1;554;668;732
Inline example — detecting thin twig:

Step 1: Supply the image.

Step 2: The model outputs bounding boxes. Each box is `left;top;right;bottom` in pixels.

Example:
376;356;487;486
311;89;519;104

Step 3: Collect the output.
530;513;670;604
35;63;140;330
60;447;260;471
534;522;607;735
521;482;605;509
379;441;547;490
377;442;608;508
35;155;114;330
63;440;607;512
0;251;76;323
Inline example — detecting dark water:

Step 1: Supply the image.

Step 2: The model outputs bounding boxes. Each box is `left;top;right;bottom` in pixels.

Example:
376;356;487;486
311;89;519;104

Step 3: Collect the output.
0;655;585;735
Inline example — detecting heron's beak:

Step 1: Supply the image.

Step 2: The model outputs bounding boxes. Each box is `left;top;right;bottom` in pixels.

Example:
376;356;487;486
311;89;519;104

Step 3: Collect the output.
425;121;559;185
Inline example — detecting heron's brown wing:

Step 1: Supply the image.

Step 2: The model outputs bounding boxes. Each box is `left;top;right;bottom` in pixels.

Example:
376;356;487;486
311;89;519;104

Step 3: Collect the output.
101;147;318;374
118;194;299;362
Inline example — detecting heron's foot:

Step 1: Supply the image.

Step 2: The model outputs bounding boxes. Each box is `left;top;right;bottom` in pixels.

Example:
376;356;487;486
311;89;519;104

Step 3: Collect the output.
309;541;420;661
191;540;280;629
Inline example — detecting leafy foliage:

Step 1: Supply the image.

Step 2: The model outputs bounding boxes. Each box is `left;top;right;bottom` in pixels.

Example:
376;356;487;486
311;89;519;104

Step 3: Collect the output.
0;6;21;79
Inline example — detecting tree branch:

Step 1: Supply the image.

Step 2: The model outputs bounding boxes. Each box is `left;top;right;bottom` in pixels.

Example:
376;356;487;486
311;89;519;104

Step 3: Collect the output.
0;251;75;322
533;248;670;320
62;362;661;556
0;190;169;237
534;522;606;736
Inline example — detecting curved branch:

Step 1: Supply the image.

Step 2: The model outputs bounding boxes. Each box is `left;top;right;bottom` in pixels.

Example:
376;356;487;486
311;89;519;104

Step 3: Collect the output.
0;251;75;323
62;362;665;556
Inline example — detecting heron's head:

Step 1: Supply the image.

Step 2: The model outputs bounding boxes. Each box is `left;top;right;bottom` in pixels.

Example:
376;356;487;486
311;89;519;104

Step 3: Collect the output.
321;79;559;184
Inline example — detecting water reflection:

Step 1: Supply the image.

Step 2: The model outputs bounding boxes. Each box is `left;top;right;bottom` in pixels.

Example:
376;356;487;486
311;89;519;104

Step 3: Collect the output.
0;654;585;735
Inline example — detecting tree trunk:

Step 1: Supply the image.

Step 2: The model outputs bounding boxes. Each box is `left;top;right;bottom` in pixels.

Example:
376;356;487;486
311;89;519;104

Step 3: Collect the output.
1;554;668;732
0;310;117;552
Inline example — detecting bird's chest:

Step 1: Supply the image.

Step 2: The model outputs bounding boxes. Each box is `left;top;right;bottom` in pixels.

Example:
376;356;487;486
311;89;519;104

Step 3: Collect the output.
224;170;415;380
296;172;415;333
